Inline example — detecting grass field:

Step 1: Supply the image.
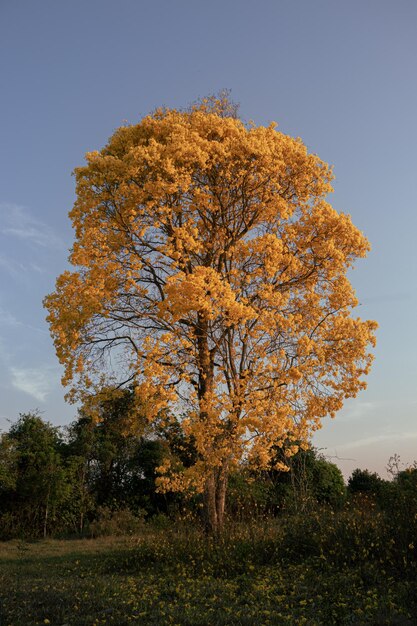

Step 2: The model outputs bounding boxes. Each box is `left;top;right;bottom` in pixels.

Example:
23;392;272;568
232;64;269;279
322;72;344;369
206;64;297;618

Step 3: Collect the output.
1;517;416;626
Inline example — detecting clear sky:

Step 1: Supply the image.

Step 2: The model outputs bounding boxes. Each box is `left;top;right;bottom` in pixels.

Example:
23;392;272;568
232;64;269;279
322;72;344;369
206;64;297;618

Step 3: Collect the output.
0;0;416;478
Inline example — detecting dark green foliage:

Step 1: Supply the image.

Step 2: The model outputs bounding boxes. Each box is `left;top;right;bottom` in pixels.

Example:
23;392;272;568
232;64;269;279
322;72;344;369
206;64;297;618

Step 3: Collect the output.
89;506;146;537
348;468;386;496
262;446;346;513
311;458;346;507
226;446;346;521
0;402;198;538
396;466;417;489
227;470;274;519
0;412;69;538
379;467;417;567
0;433;17;493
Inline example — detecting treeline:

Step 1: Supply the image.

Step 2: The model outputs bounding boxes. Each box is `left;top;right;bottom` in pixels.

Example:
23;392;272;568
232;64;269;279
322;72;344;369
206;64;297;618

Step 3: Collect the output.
0;398;416;540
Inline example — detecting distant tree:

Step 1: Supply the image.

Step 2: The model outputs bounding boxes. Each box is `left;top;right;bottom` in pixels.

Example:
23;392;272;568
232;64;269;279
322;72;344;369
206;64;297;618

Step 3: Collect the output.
380;464;417;555
226;445;346;518
0;432;17;494
66;388;145;510
271;446;345;511
386;453;403;480
65;392;193;518
311;457;346;508
62;416;97;534
45;94;377;533
396;466;417;489
347;468;384;497
5;412;68;537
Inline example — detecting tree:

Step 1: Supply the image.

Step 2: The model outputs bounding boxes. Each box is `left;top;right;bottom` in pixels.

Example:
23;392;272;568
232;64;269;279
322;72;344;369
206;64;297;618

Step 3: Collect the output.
348;468;384;497
64;387;144;519
264;445;346;512
4;412;68;538
45;96;377;533
0;432;18;494
310;457;346;508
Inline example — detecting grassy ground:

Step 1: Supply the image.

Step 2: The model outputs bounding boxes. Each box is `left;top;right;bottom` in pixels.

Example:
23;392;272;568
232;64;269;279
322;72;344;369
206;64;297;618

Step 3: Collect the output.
0;522;416;625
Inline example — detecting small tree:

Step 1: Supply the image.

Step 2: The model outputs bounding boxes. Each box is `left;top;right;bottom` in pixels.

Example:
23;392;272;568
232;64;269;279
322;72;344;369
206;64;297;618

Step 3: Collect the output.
348;468;384;497
45;96;376;533
311;458;346;508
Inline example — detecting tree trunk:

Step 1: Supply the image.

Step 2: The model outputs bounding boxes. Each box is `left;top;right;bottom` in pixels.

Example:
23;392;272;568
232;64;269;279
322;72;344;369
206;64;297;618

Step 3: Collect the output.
196;314;230;534
203;462;229;535
215;461;228;531
204;473;218;534
44;489;50;539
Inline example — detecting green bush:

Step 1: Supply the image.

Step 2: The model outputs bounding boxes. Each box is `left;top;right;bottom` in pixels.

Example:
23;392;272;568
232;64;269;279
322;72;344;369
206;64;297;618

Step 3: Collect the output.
147;512;171;531
226;471;273;519
89;506;146;537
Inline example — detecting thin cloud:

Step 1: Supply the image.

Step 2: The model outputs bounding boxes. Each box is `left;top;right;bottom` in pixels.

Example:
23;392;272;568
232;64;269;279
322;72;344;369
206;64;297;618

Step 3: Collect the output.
0;305;48;335
10;366;54;402
0;255;50;280
30;263;46;274
0;336;11;364
0;255;26;277
337;400;379;422
0;308;20;327
343;430;417;450
0;203;64;250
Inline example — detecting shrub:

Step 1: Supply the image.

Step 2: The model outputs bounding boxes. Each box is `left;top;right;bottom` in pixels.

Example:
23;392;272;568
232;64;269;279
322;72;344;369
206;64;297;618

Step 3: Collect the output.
89;506;146;537
227;470;273;519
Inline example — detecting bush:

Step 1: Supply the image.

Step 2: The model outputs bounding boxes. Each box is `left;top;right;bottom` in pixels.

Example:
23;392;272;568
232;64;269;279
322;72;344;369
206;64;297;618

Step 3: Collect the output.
147;512;171;531
227;471;273;519
89;506;146;537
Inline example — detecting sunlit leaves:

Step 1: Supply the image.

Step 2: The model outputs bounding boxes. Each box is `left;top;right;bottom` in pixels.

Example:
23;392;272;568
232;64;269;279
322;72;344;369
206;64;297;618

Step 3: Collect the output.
44;99;376;496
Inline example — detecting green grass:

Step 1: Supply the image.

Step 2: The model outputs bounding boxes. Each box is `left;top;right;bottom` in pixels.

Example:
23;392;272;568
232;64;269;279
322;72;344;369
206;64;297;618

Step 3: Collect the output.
0;521;416;625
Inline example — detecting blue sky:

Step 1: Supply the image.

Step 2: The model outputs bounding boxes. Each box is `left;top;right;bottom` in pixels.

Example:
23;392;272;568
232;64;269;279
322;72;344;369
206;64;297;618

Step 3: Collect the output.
0;0;416;478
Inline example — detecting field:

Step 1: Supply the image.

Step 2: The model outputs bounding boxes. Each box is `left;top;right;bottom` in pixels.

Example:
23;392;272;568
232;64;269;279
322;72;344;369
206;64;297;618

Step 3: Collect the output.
1;516;416;626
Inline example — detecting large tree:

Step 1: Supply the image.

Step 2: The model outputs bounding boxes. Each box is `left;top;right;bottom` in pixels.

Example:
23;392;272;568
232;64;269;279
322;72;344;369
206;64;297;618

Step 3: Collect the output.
45;97;376;532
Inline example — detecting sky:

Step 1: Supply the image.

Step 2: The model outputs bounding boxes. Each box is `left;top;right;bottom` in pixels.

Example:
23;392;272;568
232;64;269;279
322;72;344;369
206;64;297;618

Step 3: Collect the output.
0;0;416;479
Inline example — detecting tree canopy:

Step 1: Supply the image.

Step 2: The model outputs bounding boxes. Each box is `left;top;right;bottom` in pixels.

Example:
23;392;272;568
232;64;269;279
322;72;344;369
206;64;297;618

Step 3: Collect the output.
45;96;376;531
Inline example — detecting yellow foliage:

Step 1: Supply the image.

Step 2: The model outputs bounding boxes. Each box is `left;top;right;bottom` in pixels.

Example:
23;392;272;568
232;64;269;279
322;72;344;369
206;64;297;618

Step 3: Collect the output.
44;98;377;495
